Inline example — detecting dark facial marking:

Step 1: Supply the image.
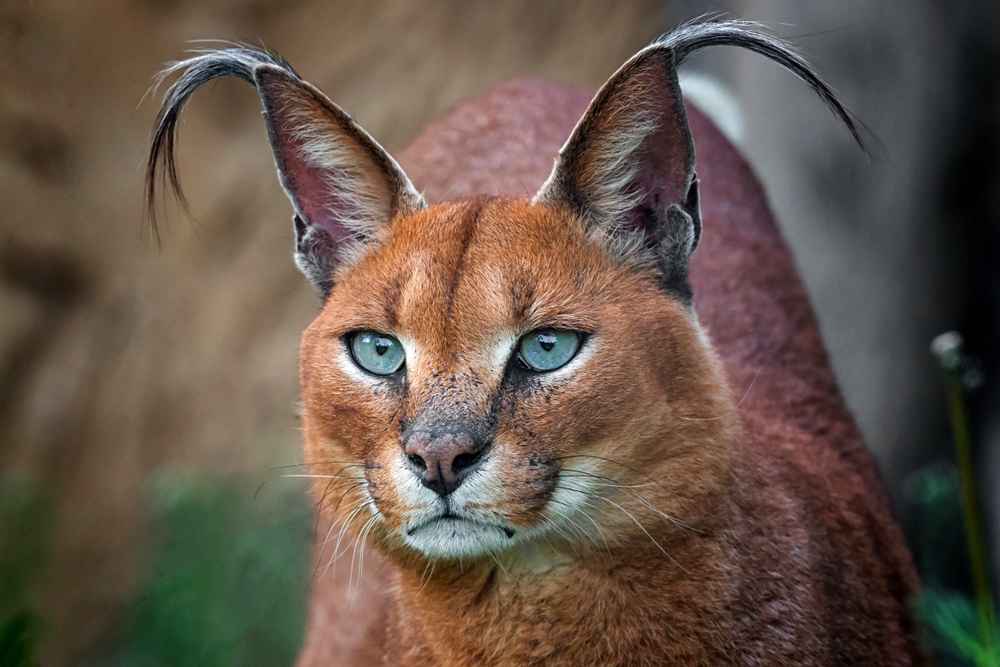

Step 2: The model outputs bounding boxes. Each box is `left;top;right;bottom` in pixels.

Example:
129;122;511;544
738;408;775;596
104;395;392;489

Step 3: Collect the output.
443;198;488;325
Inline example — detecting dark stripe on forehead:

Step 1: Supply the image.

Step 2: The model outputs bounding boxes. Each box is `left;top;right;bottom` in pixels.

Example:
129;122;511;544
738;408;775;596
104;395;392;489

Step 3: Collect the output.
381;271;404;329
510;272;535;322
444;197;488;324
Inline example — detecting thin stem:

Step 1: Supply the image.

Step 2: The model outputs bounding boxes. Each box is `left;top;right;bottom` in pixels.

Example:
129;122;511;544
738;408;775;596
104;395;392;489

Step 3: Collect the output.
945;374;996;656
933;330;997;659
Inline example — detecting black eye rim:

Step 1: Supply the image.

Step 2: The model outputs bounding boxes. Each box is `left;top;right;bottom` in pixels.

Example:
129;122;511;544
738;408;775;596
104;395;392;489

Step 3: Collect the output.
345;330;406;377
514;328;586;373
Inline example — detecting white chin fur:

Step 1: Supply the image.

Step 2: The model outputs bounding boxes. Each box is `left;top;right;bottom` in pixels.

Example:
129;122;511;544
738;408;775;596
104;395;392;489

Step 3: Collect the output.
403;517;513;559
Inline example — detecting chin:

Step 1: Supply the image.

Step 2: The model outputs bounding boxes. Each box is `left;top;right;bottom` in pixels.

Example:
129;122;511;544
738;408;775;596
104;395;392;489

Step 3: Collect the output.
402;516;518;560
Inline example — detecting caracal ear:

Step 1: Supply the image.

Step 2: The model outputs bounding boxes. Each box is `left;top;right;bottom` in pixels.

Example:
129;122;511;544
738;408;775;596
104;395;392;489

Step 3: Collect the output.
533;45;700;302
535;20;870;304
254;66;425;293
146;45;425;296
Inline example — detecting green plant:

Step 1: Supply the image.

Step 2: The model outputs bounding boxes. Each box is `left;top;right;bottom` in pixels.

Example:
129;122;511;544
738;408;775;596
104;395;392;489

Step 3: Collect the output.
0;476;50;667
107;471;313;667
918;332;1000;667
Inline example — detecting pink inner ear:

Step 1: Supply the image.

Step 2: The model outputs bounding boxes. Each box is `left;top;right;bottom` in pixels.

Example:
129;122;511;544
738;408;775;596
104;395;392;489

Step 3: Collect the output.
277;141;353;244
641;120;691;207
256;68;403;247
265;107;355;245
627;59;693;210
620;134;689;236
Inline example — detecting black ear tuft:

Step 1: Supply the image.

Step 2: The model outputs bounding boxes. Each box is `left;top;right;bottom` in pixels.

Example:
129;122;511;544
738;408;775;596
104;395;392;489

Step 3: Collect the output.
145;45;299;241
145;44;425;295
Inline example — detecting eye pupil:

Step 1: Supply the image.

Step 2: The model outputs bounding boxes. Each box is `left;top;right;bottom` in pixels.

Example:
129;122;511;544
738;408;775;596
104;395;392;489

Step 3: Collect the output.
517;329;582;372
349;331;405;376
538;333;557;352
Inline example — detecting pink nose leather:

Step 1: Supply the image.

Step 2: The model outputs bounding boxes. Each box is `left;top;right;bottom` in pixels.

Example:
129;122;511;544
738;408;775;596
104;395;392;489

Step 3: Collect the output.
403;429;486;496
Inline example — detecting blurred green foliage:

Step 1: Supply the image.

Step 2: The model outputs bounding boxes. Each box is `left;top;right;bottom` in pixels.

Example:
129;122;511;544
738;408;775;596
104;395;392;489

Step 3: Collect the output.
917;589;1000;666
907;465;966;583
0;476;49;667
909;333;999;667
105;472;312;667
0;471;313;667
909;465;1000;666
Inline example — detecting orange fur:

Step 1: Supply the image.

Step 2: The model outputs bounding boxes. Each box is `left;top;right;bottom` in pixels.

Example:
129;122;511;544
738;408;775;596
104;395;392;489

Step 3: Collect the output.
294;82;924;665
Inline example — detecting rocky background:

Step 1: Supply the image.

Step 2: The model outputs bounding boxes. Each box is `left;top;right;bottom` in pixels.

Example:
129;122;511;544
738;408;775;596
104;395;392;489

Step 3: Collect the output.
1;1;997;664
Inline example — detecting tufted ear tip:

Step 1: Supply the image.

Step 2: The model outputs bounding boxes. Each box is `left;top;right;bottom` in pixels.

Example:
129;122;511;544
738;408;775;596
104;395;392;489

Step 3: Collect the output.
146;45;425;296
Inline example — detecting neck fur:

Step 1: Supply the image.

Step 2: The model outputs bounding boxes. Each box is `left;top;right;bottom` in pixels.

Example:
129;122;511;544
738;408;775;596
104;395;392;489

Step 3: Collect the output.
387;488;737;666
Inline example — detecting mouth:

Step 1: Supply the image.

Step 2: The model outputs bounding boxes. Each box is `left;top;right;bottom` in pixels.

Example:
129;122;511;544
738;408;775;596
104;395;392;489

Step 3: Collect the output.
407;512;516;539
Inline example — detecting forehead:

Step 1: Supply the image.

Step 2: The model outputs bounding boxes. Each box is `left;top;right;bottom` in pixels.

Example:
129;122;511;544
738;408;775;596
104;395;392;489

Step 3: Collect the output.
324;198;617;343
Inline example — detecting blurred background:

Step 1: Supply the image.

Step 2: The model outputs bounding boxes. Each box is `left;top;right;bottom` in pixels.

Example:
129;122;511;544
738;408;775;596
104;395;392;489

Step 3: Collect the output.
1;1;997;665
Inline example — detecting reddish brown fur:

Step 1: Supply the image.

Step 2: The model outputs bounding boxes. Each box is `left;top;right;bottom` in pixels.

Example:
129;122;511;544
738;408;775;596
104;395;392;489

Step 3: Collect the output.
295;81;923;665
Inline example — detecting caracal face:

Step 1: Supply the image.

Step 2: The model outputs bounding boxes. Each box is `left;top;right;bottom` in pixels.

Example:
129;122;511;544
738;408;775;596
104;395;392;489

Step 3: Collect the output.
298;198;731;561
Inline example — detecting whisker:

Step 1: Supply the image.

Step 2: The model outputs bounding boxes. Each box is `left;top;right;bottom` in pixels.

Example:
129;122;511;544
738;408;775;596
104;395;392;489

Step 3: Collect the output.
311;477;339;538
350;513;380;593
559;468;659;489
332;499;374;561
625;491;704;536
312;479;368;574
673;414;727;422
546;499;600;549
539;516;572;552
269;461;373;470
556;482;688;572
417;557;437;593
552;454;644;475
548;497;611;554
673;370;760;422
542;512;579;546
485;547;509;577
323;481;369;515
576;507;612;554
260;462;367;501
314;500;355;580
417;556;434;592
281;473;365;480
557;471;701;536
596;495;688;574
738;368;762;407
323;498;374;579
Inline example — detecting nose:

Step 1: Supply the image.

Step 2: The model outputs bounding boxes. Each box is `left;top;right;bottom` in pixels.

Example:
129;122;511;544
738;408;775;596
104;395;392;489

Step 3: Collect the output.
403;428;488;496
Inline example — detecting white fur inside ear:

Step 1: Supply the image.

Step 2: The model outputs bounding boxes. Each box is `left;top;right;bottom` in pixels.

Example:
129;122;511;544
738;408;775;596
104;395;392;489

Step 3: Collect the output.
531;45;695;269
578;108;660;234
256;66;425;272
534;104;658;235
285;106;394;256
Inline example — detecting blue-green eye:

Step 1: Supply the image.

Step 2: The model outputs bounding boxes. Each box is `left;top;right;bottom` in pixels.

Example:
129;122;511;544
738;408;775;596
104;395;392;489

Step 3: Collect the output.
349;331;405;376
517;329;582;372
